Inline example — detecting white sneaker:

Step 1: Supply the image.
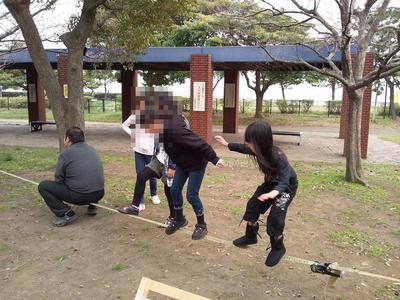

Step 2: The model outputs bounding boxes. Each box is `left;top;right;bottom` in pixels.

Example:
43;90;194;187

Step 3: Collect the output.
151;195;161;205
138;203;146;211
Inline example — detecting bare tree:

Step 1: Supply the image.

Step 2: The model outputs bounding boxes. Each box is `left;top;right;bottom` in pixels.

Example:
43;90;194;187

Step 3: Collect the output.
4;0;107;149
0;1;57;71
260;0;400;185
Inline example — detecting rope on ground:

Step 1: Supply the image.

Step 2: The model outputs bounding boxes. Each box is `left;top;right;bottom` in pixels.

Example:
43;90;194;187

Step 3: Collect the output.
1;169;399;284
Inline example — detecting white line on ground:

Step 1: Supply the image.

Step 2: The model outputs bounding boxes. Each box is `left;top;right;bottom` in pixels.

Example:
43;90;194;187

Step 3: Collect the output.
1;169;399;284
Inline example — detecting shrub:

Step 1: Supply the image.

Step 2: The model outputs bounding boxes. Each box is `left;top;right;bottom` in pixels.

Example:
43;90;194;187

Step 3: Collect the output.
0;97;27;109
276;99;288;113
377;103;400;117
327;100;342;115
300;100;313;113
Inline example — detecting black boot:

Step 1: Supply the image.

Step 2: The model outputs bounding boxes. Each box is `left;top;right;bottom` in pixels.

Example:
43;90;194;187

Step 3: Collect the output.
233;223;259;247
265;236;286;267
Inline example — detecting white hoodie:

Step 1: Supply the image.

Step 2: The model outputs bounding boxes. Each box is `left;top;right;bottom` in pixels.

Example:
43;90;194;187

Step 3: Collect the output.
121;114;155;155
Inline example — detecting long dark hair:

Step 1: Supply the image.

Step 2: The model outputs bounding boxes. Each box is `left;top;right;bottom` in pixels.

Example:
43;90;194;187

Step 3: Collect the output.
244;120;280;179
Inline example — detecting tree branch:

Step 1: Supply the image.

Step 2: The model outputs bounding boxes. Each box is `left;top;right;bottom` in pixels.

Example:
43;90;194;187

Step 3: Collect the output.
353;61;400;89
242;71;256;92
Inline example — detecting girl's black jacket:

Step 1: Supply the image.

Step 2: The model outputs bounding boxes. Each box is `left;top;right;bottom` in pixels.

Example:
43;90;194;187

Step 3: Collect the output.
228;143;298;193
162;116;220;171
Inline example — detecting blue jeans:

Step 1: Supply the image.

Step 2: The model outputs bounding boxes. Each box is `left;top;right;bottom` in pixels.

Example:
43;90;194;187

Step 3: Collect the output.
135;151;157;203
170;164;206;216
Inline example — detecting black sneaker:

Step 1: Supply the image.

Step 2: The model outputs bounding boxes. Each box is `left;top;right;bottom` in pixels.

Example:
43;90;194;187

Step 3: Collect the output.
192;223;208;240
87;204;97;216
53;211;78;227
165;217;188;235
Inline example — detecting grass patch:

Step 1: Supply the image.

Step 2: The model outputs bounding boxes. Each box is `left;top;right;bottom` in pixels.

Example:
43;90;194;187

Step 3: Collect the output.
224;205;242;216
56;254;69;262
374;284;400;300
0;244;8;251
111;262;127;271
329;229;393;257
391;229;400;236
0;146;58;173
293;162;400;211
379;135;400;144
141;224;152;232
338;210;360;225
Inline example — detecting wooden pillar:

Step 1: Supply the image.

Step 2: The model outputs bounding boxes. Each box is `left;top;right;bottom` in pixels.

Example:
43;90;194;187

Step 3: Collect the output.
190;54;213;142
223;70;239;133
57;53;68;100
121;69;138;122
26;65;45;122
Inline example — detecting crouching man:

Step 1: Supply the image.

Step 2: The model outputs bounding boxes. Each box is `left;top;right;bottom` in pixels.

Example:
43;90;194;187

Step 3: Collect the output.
38;126;104;226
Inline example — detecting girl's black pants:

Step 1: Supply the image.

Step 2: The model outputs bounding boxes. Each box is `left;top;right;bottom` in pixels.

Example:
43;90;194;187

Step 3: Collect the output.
243;182;296;237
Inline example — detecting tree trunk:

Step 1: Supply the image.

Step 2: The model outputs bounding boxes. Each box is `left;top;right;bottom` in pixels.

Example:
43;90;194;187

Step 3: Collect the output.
254;71;263;118
255;92;264;118
345;88;366;185
331;81;336;101
387;81;397;120
4;0;66;150
5;0;102;151
65;48;85;130
280;83;286;101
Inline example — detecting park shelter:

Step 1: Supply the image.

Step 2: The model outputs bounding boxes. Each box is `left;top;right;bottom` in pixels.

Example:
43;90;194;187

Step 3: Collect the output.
0;45;373;158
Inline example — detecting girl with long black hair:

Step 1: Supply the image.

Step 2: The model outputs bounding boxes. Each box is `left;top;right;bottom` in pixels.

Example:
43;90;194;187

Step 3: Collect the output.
215;120;297;266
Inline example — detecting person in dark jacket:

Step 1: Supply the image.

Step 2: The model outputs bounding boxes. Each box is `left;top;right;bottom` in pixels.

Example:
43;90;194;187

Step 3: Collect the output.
118;115;190;227
125;92;224;240
162;115;224;240
215;120;297;267
38;127;104;226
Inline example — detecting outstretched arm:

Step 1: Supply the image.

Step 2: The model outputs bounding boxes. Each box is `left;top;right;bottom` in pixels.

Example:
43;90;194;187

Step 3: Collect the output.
215;135;229;147
215;135;252;154
121;115;135;136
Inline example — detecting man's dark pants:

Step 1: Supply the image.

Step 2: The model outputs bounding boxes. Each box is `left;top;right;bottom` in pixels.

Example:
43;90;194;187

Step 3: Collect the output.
38;180;104;217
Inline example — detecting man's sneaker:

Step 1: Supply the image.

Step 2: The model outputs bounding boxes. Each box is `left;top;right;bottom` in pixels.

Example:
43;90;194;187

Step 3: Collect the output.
117;204;139;215
53;210;78;227
192;223;208;240
164;216;174;227
151;195;161;205
165;217;188;235
138;203;146;211
87;204;97;216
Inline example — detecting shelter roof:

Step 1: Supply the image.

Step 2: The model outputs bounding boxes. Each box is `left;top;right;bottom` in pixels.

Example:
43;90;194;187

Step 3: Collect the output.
0;45;354;71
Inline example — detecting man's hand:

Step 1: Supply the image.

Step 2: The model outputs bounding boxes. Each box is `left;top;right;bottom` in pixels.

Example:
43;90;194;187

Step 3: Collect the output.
257;190;280;201
216;159;225;168
215;135;229;147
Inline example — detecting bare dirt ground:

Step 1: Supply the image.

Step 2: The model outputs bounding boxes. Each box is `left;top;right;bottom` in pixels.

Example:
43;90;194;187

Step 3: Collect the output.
0;120;400;300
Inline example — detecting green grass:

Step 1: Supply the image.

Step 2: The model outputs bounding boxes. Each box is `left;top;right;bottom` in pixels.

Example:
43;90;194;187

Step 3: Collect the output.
56;254;69;262
111;262;127;271
329;229;393;257
374;284;400;300
0;244;8;251
1;105;400;128
379;135;400;144
0;146;58;172
391;229;400;236
224;204;242;216
293;162;400;210
338;210;360;225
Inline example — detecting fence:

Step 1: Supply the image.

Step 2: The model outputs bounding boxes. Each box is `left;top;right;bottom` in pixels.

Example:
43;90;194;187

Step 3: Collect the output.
7;96;398;118
212;98;343;117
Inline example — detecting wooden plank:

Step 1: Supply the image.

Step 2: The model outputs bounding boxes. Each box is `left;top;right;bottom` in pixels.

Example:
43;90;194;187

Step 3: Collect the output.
135;277;211;300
